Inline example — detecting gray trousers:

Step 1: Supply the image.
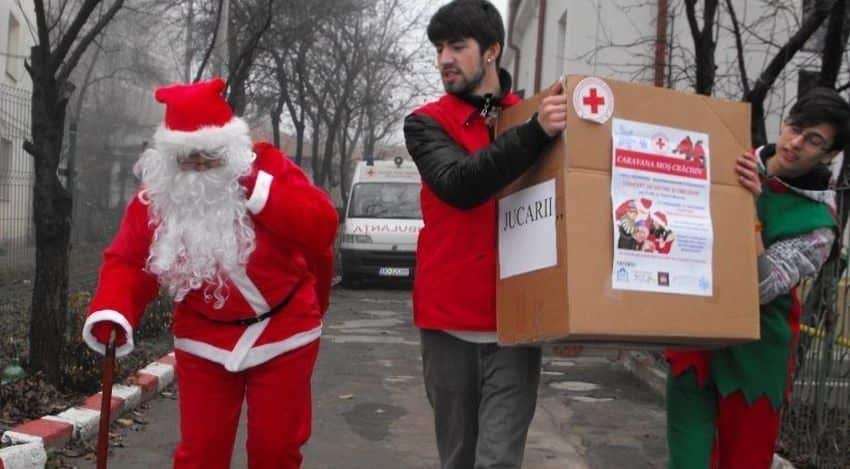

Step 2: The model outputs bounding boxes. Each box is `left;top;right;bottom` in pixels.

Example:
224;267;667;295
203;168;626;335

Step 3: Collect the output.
420;329;542;469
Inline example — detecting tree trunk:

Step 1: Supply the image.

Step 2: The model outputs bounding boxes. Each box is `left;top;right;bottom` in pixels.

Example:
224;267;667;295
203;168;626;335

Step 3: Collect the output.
310;121;320;184
684;0;718;96
319;120;338;187
751;100;767;148
228;78;247;116
294;118;305;167
27;48;72;386
819;0;850;87
270;106;281;148
184;0;194;82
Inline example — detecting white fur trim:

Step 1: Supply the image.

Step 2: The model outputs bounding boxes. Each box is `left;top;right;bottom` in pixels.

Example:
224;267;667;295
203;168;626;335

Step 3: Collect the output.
246;170;273;214
82;310;134;357
153;117;252;157
227;266;270;314
224;319;269;371
174;325;322;371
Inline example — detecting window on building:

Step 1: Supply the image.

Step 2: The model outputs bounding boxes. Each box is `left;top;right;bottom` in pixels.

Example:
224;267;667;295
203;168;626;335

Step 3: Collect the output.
5;13;20;82
0;137;12;200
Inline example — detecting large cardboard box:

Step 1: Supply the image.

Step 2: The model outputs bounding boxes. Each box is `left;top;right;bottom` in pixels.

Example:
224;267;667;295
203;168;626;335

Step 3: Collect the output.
496;75;760;348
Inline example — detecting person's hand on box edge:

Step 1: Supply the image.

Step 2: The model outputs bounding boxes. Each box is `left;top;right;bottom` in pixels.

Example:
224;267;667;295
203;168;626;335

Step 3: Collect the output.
536;81;568;137
735;150;762;198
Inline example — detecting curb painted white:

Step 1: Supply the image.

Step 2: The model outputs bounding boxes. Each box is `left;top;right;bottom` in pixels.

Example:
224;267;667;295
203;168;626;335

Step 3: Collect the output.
0;353;178;469
0;441;47;469
43;407;100;441
620;351;667;398
111;383;143;411
139;362;175;391
0;431;42;446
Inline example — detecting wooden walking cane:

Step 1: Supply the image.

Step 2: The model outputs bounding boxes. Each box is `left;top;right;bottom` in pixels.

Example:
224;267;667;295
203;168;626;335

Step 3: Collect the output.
96;327;117;469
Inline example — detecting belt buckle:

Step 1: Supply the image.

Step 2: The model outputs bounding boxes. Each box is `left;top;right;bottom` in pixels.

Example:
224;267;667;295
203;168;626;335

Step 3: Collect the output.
237;316;259;326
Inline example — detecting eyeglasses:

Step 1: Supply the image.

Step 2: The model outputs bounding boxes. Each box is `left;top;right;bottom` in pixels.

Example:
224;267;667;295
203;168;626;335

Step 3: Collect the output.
784;122;832;151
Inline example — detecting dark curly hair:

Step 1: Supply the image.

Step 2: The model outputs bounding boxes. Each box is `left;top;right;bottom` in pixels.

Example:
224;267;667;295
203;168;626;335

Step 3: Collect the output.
427;0;505;65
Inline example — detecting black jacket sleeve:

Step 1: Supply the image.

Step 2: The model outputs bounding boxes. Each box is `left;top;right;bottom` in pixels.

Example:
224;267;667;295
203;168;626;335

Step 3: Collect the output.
403;113;555;210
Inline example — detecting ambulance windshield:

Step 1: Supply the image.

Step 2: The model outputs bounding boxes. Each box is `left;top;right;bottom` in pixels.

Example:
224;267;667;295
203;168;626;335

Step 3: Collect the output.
348;182;421;219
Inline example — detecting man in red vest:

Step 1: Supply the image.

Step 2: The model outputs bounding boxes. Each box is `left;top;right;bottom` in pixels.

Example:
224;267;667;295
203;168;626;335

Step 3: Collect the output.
403;1;567;467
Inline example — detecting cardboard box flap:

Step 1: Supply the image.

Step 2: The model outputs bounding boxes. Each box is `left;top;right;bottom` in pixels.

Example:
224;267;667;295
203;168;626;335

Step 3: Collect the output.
564;75;751;187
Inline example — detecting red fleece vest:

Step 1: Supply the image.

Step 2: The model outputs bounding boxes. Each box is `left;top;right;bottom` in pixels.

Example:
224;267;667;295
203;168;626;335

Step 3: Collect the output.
412;92;520;331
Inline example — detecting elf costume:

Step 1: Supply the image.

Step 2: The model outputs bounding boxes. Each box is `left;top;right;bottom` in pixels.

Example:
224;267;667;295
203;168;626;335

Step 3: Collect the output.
665;144;837;469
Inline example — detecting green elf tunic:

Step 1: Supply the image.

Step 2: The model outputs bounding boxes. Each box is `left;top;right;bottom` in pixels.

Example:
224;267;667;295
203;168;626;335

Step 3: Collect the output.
666;145;836;468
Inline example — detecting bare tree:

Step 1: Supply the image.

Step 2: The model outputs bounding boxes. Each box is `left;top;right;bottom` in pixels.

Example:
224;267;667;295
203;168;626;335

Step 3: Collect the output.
818;0;850;88
683;0;719;95
67;3;176;243
25;0;125;386
736;0;836;145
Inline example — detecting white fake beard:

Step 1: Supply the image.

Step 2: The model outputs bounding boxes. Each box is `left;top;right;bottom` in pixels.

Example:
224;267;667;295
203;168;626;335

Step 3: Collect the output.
134;147;256;308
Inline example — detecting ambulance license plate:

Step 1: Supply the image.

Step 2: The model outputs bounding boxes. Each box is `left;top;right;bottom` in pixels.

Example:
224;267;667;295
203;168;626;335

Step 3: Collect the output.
378;267;410;277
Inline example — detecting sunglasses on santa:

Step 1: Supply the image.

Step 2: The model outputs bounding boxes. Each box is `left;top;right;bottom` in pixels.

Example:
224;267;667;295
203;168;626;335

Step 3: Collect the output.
176;149;225;171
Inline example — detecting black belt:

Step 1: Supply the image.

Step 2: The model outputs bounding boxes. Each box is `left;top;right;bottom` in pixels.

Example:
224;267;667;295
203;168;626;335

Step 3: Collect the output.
222;277;305;326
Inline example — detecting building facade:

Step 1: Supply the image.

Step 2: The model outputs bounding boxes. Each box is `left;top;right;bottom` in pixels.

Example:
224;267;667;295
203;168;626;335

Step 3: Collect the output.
0;0;34;273
502;0;848;142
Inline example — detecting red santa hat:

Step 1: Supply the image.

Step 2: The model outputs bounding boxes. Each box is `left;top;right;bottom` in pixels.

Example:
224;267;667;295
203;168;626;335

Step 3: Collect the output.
651;211;668;228
615;200;637;219
151;77;252;158
615;198;652;219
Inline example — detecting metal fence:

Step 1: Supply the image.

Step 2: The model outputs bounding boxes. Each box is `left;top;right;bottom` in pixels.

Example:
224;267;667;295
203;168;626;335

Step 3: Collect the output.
0;83;33;281
780;193;850;468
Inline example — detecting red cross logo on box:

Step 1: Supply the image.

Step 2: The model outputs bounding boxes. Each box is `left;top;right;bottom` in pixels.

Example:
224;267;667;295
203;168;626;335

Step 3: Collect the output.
573;77;614;124
583;88;605;114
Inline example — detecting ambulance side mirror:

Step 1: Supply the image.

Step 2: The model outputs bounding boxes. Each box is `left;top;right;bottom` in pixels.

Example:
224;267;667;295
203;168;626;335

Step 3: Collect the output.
337;206;346;222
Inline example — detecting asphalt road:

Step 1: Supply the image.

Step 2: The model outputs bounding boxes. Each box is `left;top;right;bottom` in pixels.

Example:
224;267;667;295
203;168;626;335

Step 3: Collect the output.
60;284;666;468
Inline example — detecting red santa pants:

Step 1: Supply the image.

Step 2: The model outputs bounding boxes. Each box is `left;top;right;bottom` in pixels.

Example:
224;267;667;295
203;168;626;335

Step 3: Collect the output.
172;340;319;469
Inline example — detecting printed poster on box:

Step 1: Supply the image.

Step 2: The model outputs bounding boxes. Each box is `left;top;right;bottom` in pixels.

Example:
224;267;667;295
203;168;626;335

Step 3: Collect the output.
611;118;713;296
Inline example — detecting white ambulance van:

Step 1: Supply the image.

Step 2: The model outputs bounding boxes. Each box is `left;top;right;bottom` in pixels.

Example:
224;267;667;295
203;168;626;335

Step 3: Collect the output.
340;156;423;287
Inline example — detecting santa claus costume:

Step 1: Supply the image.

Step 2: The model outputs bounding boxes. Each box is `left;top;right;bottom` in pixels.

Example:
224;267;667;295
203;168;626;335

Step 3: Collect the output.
82;78;338;469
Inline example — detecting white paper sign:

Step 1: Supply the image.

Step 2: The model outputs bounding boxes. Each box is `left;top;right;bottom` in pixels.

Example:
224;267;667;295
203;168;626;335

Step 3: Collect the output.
499;179;557;279
611;118;713;296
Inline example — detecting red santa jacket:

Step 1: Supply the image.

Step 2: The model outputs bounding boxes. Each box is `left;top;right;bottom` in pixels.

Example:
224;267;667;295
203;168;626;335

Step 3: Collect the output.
83;142;338;371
